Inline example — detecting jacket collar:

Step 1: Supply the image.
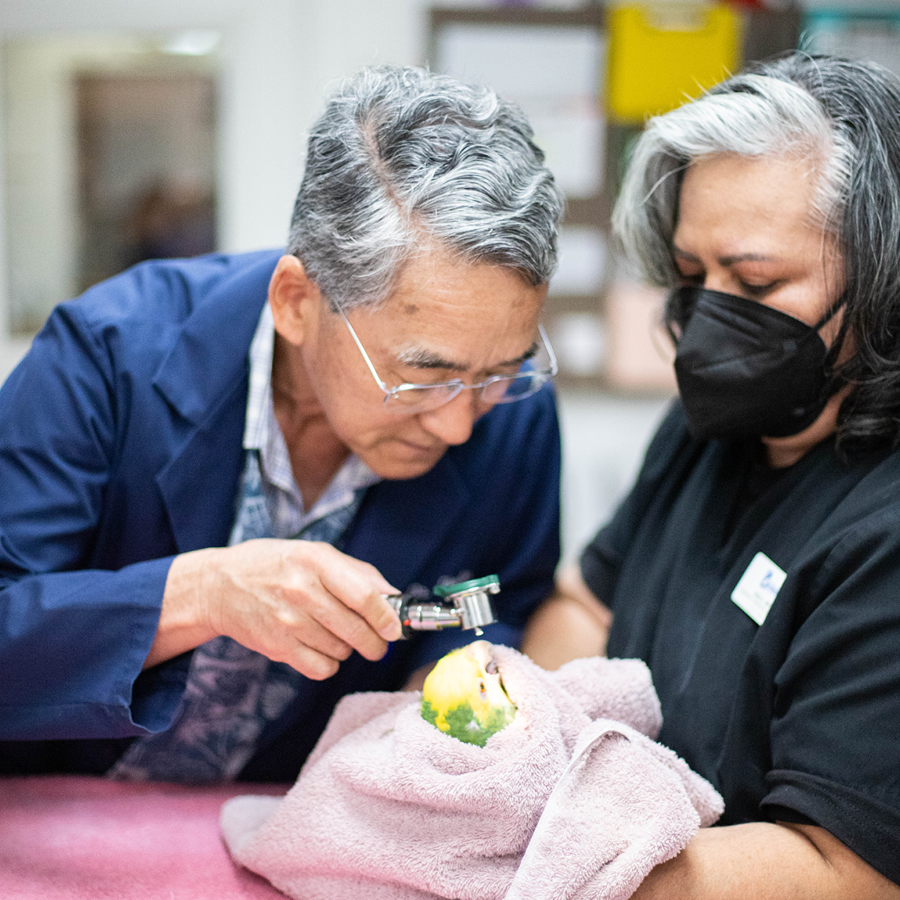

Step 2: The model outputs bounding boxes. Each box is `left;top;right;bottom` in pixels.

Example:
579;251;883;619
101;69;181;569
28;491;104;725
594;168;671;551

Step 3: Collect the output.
152;250;279;425
151;251;279;551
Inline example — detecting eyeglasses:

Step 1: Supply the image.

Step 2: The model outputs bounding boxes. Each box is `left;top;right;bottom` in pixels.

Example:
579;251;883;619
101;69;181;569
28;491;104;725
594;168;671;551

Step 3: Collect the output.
333;299;558;414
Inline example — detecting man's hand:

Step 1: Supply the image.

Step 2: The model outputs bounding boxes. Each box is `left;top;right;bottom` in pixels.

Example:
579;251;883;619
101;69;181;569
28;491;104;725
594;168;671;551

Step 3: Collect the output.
144;539;402;678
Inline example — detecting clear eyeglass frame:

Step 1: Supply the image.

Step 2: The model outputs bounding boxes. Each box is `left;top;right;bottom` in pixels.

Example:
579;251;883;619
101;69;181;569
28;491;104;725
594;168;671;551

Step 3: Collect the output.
333;299;558;415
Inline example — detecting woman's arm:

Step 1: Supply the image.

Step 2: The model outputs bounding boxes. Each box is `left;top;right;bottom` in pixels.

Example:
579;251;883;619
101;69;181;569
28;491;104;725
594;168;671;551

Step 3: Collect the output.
636;821;900;900
523;573;900;897
521;565;612;669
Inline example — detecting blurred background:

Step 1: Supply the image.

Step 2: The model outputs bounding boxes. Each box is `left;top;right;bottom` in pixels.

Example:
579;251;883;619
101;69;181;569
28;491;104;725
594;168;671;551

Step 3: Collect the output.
1;0;897;561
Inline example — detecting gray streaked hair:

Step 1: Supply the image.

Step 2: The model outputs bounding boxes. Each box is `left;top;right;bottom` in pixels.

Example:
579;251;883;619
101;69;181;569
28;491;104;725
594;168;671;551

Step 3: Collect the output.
288;65;564;310
615;53;900;454
614;65;854;288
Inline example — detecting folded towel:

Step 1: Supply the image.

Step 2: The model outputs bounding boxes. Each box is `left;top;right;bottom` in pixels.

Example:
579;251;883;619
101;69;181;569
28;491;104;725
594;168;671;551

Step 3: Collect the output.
221;647;723;900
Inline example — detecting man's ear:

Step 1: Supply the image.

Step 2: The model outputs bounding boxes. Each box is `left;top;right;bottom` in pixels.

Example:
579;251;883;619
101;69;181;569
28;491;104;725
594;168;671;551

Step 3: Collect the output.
268;254;321;346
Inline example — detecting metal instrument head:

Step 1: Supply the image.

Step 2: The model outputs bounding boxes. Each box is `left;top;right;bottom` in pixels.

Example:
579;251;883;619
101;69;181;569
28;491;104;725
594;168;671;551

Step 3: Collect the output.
384;575;500;639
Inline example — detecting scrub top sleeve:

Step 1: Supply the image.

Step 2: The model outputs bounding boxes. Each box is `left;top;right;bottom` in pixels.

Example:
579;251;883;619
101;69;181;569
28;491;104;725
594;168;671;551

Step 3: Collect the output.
580;524;624;609
580;401;691;610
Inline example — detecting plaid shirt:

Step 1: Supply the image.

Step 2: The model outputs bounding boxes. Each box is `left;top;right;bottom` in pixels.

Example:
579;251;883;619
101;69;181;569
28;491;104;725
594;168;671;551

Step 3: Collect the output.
237;304;381;542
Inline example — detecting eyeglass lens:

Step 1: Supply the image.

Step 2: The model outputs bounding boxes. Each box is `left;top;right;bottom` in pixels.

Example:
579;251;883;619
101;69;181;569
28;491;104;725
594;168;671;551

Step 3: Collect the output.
383;372;547;412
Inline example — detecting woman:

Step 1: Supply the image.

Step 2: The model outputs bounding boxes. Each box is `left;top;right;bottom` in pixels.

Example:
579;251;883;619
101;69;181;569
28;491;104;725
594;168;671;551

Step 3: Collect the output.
525;53;900;897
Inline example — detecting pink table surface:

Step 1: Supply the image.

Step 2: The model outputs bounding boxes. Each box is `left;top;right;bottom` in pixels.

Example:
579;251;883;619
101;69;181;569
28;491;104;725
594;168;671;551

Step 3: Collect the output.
0;776;288;899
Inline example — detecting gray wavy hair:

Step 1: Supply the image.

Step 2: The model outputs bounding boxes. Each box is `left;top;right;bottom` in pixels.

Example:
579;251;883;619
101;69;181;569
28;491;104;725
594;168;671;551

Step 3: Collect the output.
288;65;564;310
613;60;854;288
614;53;900;454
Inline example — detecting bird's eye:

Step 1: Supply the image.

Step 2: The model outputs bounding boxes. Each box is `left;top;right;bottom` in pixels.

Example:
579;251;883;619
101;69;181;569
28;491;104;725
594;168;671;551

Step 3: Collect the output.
479;680;486;694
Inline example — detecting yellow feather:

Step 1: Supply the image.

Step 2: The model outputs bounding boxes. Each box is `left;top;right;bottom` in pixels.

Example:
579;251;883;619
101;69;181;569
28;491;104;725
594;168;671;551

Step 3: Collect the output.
422;641;516;741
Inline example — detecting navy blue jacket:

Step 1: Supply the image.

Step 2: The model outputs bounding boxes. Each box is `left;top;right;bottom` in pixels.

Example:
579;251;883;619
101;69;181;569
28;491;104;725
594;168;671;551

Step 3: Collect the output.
0;250;560;775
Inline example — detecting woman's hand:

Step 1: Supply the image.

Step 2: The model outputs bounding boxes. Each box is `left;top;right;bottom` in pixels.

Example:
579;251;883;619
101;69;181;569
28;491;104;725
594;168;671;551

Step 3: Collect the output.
144;539;402;678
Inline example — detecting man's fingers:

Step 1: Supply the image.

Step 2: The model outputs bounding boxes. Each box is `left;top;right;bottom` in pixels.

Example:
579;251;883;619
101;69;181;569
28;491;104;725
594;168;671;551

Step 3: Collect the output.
276;567;393;661
360;592;403;644
274;604;389;672
315;549;403;644
283;642;342;681
275;607;356;663
303;593;392;661
204;540;401;674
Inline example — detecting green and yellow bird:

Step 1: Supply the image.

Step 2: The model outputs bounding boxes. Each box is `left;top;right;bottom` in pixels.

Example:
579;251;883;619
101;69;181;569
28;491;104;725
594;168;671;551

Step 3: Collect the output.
420;641;517;747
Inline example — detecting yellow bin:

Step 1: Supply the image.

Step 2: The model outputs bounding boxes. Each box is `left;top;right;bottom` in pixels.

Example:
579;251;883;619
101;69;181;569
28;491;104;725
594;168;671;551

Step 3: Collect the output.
607;2;742;123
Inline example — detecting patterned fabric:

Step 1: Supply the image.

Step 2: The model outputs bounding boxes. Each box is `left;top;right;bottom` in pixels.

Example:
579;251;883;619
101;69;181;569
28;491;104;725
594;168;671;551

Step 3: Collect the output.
109;306;378;783
110;450;370;782
240;303;380;540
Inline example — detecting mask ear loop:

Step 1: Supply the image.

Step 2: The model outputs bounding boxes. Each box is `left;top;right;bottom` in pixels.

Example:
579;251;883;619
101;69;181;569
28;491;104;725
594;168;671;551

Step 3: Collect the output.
813;295;844;332
814;295;850;400
663;285;697;345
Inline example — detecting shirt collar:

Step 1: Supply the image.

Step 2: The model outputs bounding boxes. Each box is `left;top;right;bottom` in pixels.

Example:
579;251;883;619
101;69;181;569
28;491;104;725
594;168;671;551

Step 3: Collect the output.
243;303;276;453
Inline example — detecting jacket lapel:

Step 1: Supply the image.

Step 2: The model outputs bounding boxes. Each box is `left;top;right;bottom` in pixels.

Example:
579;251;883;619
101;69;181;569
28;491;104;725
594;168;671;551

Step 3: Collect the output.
155;377;249;551
152;251;277;551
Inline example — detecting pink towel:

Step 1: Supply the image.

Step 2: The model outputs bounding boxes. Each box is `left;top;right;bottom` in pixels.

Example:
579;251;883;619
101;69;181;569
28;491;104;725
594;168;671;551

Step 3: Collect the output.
221;647;723;900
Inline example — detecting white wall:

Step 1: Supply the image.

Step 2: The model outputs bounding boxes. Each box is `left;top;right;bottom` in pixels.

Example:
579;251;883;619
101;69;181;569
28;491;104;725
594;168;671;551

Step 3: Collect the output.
217;0;428;255
0;0;428;379
557;389;669;561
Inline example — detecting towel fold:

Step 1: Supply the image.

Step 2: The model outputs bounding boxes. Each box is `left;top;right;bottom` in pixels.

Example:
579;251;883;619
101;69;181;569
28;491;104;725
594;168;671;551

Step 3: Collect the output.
221;648;723;900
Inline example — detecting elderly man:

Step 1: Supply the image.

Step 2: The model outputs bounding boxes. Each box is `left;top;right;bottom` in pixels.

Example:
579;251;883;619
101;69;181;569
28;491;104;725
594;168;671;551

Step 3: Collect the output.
0;66;563;782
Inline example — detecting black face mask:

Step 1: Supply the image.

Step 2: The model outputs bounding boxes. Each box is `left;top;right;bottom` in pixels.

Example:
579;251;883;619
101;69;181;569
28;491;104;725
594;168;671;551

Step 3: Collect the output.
671;286;839;442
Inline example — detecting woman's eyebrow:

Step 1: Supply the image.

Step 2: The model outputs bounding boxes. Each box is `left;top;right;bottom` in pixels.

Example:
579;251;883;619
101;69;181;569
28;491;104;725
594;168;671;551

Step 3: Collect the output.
673;245;776;266
718;252;775;266
396;341;539;371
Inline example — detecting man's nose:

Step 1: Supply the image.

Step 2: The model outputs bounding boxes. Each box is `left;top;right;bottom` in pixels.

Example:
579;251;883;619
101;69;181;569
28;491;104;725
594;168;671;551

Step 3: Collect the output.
418;389;483;446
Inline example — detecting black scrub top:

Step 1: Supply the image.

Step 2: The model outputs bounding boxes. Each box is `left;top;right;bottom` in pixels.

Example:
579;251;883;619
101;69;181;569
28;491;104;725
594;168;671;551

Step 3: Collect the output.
581;402;900;886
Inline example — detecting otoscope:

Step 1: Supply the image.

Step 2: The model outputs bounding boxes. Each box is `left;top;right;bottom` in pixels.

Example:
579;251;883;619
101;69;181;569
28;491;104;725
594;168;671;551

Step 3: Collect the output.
384;575;500;639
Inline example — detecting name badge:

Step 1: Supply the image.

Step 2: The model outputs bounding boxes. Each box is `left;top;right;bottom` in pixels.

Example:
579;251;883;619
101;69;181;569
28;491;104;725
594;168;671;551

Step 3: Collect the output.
731;552;785;626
